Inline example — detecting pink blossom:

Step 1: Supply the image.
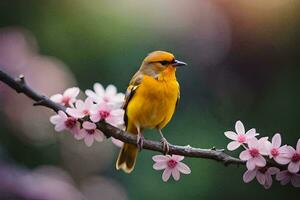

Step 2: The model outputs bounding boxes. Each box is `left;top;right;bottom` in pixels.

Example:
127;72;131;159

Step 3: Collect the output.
90;102;124;126
152;155;191;182
85;83;125;106
50;87;80;107
239;138;268;170
111;137;124;148
283;139;300;173
76;121;105;147
243;167;280;189
276;170;300;187
224;120;258;151
49;111;80;135
264;133;290;165
66;97;94;119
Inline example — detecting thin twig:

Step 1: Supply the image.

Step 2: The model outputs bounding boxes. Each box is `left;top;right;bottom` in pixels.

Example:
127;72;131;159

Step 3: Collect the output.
0;69;284;169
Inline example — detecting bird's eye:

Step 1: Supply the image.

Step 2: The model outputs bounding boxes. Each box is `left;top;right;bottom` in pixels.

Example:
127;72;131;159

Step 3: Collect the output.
159;60;170;65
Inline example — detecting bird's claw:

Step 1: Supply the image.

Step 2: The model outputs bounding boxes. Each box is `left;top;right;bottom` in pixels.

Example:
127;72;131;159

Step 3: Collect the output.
161;137;170;155
137;134;144;151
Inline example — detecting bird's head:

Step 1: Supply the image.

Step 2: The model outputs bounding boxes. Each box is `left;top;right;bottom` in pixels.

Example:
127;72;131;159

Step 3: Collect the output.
139;51;187;78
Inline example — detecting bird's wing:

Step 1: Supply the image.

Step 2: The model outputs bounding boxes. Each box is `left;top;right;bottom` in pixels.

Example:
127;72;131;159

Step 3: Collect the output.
123;72;143;127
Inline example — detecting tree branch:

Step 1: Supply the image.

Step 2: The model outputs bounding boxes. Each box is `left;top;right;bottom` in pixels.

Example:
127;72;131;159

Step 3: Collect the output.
1;69;283;169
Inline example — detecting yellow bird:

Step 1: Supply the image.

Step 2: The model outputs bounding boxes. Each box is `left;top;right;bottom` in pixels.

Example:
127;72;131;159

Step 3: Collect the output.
116;50;187;173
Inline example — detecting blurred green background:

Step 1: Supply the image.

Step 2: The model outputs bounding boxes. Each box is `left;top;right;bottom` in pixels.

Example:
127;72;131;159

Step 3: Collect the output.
0;0;299;199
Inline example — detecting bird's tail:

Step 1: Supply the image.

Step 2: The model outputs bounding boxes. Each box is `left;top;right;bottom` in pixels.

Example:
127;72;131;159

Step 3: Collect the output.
116;124;138;173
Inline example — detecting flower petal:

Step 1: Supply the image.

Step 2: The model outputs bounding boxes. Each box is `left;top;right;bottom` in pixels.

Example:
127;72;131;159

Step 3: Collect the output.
291;174;300;187
84;134;94;147
263;141;273;154
172;168;180;181
153;162;167;170
66;108;82;119
64;87;80;97
82;121;96;130
267;167;280;175
94;83;105;96
243;169;257;183
177;162;191;174
70;123;80;135
247;138;258;148
152;155;169;162
288;161;300;173
111;138;124;148
297;139;300;152
50;94;63;103
85;90;99;101
254;155;266;167
50;115;62;124
280;176;291;185
54;123;65;132
106;84;117;96
239;150;251;160
115;93;125;102
224;131;237;140
90;113;101;123
258;140;270;156
245;128;257;138
274;155;291;165
110;109;125;116
256;172;266;185
106;115;124;126
74;129;86;140
94;130;104;142
75;100;84;110
272;133;281;148
100;102;112;112
246;159;256;170
227;141;241;151
58;111;68;120
85;97;94;109
172;155;184;162
281;145;295;157
162;168;172;182
264;174;272;189
235;120;245;135
276;170;289;181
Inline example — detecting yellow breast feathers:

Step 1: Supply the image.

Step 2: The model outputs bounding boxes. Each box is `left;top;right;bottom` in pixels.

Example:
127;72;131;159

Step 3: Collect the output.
126;67;179;129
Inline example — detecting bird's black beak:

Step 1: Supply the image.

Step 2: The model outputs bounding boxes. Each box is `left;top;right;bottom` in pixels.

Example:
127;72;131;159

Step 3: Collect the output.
173;59;187;67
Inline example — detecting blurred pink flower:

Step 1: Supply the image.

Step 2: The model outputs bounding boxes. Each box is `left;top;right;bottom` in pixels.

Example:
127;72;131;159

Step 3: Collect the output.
0;28;77;143
152;155;191;182
224;120;258;151
111;137;124;148
66;97;94;119
276;170;300;187
243;167;280;189
0;163;83;200
239;138;268;170
85;83;124;106
264;133;290;165
76;121;105;147
50;87;80;107
90;102;124;126
49;111;80;135
283;139;300;173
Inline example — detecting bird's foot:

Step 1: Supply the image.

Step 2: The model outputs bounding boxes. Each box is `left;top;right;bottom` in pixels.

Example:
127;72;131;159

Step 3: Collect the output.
160;137;170;155
137;134;144;151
